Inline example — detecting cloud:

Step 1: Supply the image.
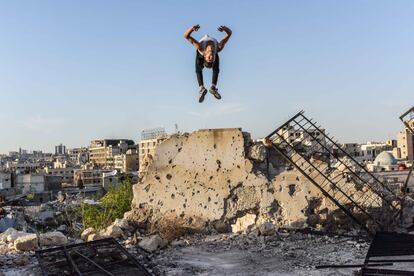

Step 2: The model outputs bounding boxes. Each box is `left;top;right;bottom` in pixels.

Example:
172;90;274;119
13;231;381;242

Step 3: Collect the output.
21;116;64;133
187;103;247;118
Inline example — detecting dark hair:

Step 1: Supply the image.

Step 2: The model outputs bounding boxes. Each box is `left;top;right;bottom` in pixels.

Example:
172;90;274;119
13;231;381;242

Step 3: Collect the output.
204;62;213;68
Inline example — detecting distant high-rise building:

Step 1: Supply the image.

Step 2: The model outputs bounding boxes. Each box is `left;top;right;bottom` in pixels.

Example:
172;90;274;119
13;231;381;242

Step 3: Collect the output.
55;144;66;155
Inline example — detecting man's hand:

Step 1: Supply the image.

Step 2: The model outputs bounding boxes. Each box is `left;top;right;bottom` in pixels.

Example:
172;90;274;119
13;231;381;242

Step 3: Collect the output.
193;24;200;31
218;25;232;35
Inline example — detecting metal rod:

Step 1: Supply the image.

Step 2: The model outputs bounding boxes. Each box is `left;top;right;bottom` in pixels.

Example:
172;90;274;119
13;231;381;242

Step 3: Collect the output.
63;246;82;276
368;259;414;263
266;111;305;139
316;263;393;269
72;250;115;276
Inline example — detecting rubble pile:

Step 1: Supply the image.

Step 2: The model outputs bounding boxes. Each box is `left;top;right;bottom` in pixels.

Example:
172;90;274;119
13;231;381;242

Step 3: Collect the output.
125;128;352;236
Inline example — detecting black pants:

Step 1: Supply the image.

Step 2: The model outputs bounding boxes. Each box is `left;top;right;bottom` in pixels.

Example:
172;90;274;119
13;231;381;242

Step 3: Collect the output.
195;51;220;87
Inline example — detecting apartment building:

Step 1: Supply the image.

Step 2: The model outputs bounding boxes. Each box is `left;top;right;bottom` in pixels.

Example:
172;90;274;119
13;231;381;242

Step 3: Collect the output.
138;136;167;174
89;139;135;169
114;149;139;173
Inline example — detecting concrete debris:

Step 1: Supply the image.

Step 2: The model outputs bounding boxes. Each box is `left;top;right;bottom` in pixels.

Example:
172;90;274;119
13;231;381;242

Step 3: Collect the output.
14;234;38;251
113;218;133;231
7;230;31;244
56;224;67;232
212;220;229;233
231;213;257;233
102;224;124;239
138;234;167;252
0;216;16;232
81;227;96;241
87;233;104;242
39;231;68;246
0;227;17;243
258;221;276;236
247;142;267;162
127;231;370;276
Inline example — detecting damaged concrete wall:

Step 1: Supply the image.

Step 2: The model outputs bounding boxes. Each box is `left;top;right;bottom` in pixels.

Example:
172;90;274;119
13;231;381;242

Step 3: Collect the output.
126;128;345;232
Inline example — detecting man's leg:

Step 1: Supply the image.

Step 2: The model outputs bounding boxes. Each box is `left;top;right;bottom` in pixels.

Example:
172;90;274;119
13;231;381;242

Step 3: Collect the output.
212;53;220;86
209;54;221;100
195;51;207;103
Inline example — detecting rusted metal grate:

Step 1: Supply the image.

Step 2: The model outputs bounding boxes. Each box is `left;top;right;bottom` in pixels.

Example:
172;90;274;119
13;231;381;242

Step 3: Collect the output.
35;238;151;276
361;232;414;275
266;111;400;234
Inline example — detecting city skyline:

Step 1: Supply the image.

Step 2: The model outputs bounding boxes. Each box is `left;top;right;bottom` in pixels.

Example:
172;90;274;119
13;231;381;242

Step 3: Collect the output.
1;1;414;153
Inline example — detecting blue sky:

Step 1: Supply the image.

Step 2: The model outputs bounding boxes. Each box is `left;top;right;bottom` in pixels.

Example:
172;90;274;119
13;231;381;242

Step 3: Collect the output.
1;1;414;153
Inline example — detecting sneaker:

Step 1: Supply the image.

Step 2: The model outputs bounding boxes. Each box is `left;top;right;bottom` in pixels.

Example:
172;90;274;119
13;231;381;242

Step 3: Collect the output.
209;86;222;100
199;87;207;103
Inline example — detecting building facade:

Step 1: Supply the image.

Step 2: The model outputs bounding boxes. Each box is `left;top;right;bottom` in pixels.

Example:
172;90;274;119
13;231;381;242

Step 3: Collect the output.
0;173;12;190
55;144;66;155
67;147;89;165
89;139;135;169
342;141;395;164
139;136;167;174
74;169;113;186
114;149;139;173
397;128;414;161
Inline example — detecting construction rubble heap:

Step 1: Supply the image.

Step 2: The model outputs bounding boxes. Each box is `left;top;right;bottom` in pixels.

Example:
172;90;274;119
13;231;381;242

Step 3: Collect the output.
2;111;414;275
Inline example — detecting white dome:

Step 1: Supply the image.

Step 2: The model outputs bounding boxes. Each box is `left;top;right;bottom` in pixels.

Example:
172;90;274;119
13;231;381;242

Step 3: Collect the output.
374;151;397;166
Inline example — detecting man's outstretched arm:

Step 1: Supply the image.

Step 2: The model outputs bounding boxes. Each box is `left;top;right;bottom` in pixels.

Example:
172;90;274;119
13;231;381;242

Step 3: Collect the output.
184;24;200;50
218;25;232;52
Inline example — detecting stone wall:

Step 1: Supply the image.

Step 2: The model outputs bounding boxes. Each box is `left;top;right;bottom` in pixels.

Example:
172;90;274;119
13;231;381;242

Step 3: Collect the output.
126;128;347;232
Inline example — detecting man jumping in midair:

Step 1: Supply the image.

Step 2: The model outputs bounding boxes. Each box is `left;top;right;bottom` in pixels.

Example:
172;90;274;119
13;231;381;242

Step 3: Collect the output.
184;24;232;103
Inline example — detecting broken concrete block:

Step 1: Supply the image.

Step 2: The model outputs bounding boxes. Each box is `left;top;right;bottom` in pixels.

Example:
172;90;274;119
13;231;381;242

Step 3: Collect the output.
248;143;267;162
81;227;96;241
213;221;229;233
231;214;257;233
0;227;17;243
258;222;275;236
103;225;123;239
56;225;67;232
39;231;68;246
87;233;104;242
0;243;9;254
138;234;167;252
6;231;31;244
14;234;38;251
113;218;133;232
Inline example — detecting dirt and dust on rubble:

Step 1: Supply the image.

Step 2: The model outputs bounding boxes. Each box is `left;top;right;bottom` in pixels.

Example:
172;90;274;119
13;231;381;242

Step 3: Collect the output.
124;128;412;240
